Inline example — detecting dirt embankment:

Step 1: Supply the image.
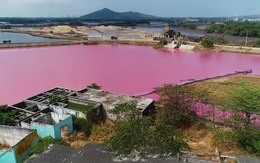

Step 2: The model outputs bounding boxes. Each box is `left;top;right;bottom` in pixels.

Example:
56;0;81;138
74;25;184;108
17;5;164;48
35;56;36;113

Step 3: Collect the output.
192;44;260;54
0;25;159;48
1;25;260;54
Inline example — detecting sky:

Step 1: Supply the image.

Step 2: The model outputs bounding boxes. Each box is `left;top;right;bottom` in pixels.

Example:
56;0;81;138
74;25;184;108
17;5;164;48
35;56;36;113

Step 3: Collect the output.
0;0;259;17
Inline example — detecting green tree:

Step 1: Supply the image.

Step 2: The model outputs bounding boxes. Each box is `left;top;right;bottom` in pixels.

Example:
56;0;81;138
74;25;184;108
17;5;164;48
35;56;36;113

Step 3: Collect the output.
155;84;198;127
250;39;260;48
105;117;186;157
223;83;260;128
87;83;101;90
110;102;138;120
235;127;260;156
0;105;17;125
200;37;214;48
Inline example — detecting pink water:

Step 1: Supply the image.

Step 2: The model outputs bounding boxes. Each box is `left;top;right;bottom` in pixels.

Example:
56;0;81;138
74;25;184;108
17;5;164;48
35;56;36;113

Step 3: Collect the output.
0;44;259;105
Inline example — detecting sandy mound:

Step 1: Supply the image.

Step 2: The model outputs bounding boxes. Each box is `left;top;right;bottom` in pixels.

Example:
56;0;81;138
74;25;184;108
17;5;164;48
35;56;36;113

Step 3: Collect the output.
94;25;123;31
40;25;77;33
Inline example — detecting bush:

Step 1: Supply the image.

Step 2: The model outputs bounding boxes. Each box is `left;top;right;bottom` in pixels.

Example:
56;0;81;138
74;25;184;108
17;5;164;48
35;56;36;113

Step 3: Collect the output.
200;38;214;48
236;127;260;156
30;136;68;155
250;39;260;48
105;117;186;157
212;36;228;45
155;84;198;127
0;105;17;125
73;117;93;136
159;38;167;45
87;83;101;89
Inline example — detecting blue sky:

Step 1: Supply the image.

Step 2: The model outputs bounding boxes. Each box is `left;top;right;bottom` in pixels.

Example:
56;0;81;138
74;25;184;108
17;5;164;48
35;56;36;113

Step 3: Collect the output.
1;0;259;17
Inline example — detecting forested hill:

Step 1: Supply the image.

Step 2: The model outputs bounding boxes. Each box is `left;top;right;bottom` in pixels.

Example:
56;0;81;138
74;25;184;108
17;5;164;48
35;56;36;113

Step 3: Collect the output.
80;8;157;19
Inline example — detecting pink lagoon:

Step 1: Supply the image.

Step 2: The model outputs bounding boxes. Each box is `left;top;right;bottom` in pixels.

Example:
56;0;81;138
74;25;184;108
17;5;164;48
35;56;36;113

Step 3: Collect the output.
0;44;259;105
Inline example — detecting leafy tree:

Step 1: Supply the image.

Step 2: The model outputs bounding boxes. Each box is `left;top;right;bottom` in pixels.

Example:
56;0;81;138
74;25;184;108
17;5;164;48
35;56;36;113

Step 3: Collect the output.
155;84;198;127
205;22;260;37
235;127;260;156
212;36;228;45
110;102;138;120
223;83;260;128
200;37;214;48
250;39;260;48
87;83;101;90
0;105;17;125
73;117;93;136
105;117;186;157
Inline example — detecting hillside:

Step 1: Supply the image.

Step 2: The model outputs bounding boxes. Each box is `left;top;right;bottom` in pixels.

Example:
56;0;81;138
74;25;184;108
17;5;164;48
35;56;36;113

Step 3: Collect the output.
80;8;156;19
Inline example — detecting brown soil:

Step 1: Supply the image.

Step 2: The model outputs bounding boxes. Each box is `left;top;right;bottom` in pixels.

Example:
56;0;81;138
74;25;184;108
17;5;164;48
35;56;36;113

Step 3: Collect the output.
0;141;10;151
63;120;115;147
181;122;248;161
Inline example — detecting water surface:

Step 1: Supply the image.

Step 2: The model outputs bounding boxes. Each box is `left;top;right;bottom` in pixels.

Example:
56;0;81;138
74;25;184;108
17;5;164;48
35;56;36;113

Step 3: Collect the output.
0;32;68;43
0;44;259;105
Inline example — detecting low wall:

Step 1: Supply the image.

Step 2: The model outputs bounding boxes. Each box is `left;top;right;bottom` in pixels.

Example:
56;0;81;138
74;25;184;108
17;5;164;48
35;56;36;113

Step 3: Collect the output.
0;126;38;163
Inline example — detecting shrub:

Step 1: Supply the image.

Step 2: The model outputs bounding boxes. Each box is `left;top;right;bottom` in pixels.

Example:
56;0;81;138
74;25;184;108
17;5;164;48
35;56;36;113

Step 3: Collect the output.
236;127;260;156
200;38;214;47
250;39;260;48
105;117;186;157
30;136;68;155
155;84;198;127
0;105;17;125
73;117;93;136
212;36;228;45
87;83;101;89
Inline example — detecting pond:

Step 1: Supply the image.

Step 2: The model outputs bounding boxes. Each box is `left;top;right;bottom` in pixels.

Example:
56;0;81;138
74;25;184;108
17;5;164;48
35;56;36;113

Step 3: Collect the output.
0;44;259;105
0;32;68;44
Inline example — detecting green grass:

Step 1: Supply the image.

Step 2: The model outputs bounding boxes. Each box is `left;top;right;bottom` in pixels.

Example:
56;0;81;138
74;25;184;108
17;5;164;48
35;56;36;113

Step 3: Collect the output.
67;102;94;112
186;76;260;105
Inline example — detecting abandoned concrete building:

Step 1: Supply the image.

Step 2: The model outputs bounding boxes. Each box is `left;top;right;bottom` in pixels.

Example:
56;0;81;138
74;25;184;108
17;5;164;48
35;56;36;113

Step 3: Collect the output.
0;87;154;163
9;87;154;123
0;126;38;163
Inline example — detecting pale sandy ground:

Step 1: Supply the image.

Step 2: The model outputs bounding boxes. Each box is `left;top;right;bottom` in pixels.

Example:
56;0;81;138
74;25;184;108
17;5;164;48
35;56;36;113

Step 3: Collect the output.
1;25;260;54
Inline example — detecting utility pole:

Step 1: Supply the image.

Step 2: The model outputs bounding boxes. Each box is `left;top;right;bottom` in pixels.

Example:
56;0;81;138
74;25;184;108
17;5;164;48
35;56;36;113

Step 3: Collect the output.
245;30;248;47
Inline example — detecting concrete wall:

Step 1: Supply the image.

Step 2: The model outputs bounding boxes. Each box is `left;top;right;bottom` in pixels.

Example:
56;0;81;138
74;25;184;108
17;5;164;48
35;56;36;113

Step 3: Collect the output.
0;126;38;163
50;105;86;119
53;114;73;139
30;113;73;139
0;125;33;146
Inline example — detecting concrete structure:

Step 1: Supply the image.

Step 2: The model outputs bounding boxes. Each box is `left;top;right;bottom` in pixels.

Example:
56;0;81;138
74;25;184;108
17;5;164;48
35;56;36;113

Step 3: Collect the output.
21;112;73;139
10;87;154;122
73;88;154;120
6;86;153;139
0;126;38;163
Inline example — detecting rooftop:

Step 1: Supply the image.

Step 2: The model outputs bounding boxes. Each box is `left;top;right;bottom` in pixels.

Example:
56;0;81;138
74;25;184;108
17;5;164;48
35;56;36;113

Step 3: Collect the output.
26;143;178;163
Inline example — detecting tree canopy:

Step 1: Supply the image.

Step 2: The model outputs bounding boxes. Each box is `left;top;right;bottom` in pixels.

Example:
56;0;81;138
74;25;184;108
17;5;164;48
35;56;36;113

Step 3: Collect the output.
155;84;199;127
0;105;17;126
205;22;260;37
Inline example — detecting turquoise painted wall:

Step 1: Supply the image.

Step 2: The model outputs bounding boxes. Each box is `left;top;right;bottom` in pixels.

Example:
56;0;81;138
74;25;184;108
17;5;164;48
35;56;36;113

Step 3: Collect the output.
31;124;55;138
53;115;73;139
0;149;16;163
31;115;73;139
